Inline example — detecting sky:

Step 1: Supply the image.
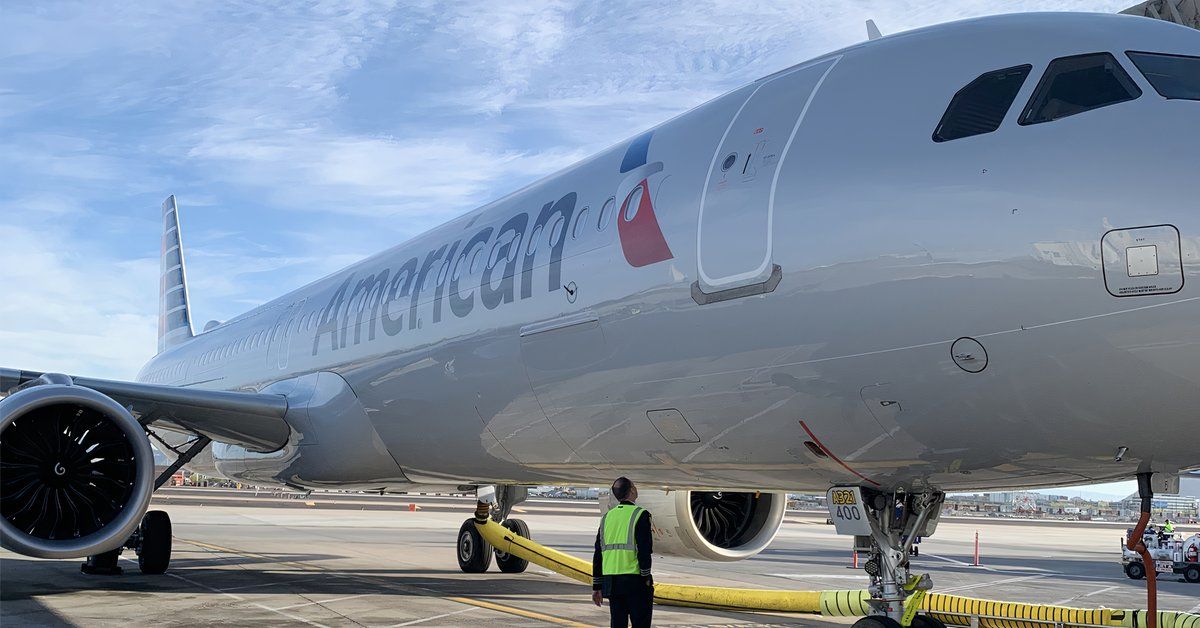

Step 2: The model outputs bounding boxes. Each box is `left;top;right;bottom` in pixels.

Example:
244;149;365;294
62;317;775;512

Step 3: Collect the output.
0;1;1141;497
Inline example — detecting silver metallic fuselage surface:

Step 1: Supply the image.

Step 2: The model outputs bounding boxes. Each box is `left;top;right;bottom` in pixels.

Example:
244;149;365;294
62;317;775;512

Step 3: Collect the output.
140;14;1200;494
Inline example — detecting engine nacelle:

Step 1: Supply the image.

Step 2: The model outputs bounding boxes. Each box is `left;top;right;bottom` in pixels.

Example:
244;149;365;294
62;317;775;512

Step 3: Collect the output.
603;489;786;561
0;381;154;559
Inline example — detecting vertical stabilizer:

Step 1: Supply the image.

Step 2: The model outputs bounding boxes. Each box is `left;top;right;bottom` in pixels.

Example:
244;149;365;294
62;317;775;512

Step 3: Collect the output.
158;195;194;353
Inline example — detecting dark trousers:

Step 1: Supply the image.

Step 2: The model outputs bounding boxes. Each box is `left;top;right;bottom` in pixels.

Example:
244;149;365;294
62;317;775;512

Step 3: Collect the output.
608;582;652;628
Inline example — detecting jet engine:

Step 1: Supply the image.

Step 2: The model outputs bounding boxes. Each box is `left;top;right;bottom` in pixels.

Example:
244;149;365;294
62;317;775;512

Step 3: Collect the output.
0;381;154;559
604;489;786;561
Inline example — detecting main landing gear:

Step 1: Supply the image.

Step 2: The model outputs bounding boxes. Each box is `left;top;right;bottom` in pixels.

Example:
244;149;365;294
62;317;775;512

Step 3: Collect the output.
828;486;946;628
80;434;209;576
79;509;174;575
457;485;530;574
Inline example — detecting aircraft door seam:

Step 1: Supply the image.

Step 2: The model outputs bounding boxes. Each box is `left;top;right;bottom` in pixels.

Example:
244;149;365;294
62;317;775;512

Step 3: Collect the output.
693;55;841;301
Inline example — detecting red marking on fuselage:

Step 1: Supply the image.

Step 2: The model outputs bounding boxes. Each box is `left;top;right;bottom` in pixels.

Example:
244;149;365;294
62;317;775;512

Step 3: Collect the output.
617;178;673;268
799;420;881;487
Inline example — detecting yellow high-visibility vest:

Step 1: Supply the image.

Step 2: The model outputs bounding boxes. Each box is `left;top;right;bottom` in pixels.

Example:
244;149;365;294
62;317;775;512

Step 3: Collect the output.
600;504;645;576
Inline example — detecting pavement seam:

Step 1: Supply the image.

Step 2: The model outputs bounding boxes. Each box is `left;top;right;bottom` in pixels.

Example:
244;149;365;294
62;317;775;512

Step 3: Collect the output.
160;567;332;627
176;537;586;627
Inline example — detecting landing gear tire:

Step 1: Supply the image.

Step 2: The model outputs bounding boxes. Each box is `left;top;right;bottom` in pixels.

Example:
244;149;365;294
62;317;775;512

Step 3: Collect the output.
495;519;530;573
137;510;172;575
457;519;492;573
911;616;947;628
851;616;902;628
80;548;124;575
1125;561;1146;580
1184;565;1200;583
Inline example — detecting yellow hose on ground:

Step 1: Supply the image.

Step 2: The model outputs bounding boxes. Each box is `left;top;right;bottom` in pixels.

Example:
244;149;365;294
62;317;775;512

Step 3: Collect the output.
474;518;1199;627
920;594;1200;628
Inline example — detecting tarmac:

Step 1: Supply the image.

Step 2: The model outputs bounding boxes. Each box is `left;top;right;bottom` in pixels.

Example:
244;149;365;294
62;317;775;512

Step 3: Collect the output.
2;490;1198;627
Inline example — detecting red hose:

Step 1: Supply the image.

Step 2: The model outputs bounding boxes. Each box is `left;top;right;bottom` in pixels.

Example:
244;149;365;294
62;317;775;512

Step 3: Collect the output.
1126;511;1156;628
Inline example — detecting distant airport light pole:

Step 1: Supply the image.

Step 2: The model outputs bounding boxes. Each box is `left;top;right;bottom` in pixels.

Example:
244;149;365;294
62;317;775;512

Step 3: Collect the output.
973;530;981;566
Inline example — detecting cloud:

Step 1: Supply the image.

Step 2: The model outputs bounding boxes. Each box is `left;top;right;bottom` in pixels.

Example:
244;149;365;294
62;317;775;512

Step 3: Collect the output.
0;223;158;380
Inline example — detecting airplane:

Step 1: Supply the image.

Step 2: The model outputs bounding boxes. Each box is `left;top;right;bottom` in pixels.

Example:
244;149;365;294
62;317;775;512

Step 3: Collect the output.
2;11;1198;626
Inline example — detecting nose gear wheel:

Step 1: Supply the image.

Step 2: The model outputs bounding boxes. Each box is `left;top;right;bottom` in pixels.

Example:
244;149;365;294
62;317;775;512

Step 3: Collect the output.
494;518;530;573
457;518;492;573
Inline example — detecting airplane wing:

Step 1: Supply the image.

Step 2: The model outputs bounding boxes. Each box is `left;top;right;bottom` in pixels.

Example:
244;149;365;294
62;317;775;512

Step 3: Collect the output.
0;367;289;452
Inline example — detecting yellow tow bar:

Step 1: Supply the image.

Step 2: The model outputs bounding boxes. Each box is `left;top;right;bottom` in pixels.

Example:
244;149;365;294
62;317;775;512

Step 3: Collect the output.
473;517;1200;628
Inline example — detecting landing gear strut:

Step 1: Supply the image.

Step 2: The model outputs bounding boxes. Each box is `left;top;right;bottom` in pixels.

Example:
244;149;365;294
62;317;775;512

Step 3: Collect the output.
457;485;529;573
79;434;208;576
80;548;124;576
829;487;944;628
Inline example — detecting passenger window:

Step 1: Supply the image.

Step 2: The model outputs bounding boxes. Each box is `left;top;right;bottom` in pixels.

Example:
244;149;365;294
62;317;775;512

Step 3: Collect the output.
435;259;450;286
451;251;468;280
468;246;485;275
597;197;615;231
527;225;543;256
392;269;411;299
1020;53;1140;125
1126;52;1200;101
572;206;590;239
487;234;511;269
548;214;565;245
507;232;522;263
933;65;1031;142
623;184;645;222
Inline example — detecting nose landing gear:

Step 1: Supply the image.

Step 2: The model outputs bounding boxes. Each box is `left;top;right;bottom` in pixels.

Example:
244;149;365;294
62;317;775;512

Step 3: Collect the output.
456;485;530;574
495;518;531;573
828;486;945;628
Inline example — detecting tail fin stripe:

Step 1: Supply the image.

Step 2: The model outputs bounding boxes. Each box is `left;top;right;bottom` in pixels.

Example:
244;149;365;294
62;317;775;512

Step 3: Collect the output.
157;195;195;353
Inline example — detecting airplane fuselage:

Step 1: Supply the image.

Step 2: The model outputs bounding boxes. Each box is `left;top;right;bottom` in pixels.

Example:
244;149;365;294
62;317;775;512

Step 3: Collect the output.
140;13;1200;494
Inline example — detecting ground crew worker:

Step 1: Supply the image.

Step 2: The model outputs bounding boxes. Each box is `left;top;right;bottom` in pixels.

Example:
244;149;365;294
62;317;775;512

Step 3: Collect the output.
592;477;653;628
1164;519;1175;534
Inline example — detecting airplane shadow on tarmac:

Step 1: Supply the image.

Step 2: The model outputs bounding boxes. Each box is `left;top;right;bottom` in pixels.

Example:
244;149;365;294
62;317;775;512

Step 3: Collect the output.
0;554;815;626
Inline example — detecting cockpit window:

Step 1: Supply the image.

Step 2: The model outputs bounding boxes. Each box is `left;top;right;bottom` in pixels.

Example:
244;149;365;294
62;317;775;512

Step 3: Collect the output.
1019;53;1141;125
1126;51;1200;101
933;64;1031;142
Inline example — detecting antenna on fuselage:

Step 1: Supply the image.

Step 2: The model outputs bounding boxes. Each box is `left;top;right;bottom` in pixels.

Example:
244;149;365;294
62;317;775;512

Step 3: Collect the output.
866;19;883;40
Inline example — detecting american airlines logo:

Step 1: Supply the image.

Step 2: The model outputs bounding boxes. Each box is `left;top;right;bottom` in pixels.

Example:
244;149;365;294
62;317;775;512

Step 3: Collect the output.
615;132;673;267
312;133;673;356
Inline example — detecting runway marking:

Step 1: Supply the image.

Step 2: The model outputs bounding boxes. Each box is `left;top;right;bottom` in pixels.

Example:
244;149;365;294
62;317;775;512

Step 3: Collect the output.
388;607;477;626
177;537;587;626
220;578;311;592
123;551;343;627
768;573;867;580
924;552;996;571
1189;600;1200;614
162;570;331;627
270;594;372;611
444;597;588;627
1051;585;1118;606
936;574;1047;593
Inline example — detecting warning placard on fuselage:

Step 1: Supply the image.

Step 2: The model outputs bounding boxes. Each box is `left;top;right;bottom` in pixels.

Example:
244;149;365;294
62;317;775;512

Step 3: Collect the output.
827;486;872;536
